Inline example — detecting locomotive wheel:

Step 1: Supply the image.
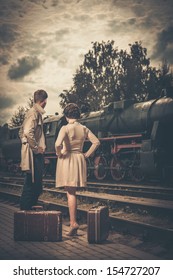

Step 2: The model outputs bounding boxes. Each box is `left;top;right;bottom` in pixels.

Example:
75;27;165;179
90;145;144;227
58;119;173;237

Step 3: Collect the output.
94;156;107;180
110;157;126;181
129;165;144;182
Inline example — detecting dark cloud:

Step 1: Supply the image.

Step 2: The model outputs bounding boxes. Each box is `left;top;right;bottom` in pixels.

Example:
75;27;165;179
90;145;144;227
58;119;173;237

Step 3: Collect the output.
51;0;60;7
0;0;16;18
108;19;124;33
9;1;22;11
127;18;136;25
108;18;137;34
138;17;156;29
8;56;42;80
152;25;173;63
0;94;16;109
0;24;19;47
132;4;146;17
17;37;46;56
0;55;9;65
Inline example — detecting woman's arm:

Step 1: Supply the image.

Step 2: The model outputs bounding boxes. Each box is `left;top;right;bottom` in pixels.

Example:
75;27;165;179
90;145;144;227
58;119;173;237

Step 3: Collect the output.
84;128;100;158
55;126;66;156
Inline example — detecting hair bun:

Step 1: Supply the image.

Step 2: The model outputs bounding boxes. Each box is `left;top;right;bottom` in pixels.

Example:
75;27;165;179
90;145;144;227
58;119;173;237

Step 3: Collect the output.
63;103;80;119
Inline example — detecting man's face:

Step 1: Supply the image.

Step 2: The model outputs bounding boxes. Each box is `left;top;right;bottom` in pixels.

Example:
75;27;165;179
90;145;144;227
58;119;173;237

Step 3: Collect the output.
39;98;47;108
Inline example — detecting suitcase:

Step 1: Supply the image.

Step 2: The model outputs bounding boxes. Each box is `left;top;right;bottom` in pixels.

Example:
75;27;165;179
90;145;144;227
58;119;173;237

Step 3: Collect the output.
14;206;62;241
87;205;109;244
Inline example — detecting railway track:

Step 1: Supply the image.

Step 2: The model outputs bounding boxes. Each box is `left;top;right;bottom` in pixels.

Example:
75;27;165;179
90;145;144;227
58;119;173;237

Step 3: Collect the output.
0;174;173;242
86;183;173;200
1;177;173;212
1;174;173;200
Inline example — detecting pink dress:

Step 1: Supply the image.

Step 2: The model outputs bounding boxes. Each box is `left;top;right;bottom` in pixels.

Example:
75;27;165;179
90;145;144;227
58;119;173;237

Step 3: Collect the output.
55;122;100;187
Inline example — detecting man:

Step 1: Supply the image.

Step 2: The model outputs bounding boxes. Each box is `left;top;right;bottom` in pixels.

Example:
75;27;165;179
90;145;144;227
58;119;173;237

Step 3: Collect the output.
19;89;48;210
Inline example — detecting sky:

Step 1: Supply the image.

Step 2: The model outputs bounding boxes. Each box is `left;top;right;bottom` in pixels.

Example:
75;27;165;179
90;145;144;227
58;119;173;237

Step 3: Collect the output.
0;0;173;125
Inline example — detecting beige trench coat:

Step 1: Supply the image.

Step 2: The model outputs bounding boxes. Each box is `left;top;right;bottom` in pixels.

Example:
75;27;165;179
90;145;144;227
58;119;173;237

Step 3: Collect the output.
19;103;46;181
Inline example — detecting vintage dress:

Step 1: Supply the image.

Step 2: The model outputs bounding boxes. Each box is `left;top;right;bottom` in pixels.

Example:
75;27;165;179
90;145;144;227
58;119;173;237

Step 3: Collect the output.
55;122;100;187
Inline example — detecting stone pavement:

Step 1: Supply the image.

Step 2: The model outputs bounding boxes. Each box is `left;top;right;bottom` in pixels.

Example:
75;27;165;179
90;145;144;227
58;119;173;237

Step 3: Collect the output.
0;201;159;260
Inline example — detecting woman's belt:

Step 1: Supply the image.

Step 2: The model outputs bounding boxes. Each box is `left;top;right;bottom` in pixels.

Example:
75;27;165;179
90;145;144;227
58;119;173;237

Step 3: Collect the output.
68;150;82;154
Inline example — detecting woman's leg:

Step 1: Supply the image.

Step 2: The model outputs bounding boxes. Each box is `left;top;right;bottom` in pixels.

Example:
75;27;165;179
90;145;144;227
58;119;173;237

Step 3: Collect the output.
66;187;78;226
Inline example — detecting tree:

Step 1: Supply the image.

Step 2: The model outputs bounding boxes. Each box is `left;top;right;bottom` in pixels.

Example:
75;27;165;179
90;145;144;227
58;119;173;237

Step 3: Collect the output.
9;106;26;127
59;41;173;111
26;97;34;109
157;60;173;98
9;97;34;128
83;40;120;108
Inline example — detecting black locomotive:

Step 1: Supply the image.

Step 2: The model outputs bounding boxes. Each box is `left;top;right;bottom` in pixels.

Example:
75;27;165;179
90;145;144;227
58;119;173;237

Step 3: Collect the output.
1;96;173;184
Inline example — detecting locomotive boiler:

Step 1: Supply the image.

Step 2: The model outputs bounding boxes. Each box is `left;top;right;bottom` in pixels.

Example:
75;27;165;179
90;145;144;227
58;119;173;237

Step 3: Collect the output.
79;97;173;182
1;96;173;184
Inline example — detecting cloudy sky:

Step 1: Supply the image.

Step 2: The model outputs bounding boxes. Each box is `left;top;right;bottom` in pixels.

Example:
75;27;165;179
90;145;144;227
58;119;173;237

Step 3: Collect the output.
0;0;173;125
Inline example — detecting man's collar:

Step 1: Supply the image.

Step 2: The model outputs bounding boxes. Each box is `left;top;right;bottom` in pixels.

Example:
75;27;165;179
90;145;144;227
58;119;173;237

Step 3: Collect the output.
33;103;46;115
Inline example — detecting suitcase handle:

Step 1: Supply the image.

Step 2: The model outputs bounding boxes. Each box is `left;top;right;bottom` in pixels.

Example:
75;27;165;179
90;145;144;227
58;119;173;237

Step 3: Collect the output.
31;206;43;211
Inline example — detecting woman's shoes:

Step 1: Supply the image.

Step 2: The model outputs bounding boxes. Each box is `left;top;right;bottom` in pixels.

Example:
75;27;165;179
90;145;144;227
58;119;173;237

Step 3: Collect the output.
67;223;79;236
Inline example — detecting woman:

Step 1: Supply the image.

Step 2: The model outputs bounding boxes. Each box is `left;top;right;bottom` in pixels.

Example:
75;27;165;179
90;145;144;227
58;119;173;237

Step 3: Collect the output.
55;103;100;236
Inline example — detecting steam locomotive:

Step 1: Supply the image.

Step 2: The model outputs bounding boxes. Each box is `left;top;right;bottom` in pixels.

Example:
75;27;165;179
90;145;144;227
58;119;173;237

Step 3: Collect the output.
1;96;173;184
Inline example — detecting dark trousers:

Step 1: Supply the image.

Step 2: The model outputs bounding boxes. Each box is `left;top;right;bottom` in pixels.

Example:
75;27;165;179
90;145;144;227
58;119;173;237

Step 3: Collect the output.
20;154;44;210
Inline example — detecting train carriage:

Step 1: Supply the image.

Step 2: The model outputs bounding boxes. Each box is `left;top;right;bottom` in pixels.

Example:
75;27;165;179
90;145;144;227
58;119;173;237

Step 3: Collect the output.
1;125;21;173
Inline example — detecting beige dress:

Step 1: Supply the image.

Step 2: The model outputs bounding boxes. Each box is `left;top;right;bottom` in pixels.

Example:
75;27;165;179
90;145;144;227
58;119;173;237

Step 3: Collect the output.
55;122;100;187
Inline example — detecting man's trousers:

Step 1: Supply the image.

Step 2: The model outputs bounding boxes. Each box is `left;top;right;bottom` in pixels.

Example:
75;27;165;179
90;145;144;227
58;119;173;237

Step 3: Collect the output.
20;153;44;210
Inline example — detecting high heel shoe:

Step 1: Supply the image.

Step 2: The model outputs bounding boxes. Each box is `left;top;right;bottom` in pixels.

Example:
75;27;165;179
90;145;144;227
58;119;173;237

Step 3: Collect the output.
67;223;79;236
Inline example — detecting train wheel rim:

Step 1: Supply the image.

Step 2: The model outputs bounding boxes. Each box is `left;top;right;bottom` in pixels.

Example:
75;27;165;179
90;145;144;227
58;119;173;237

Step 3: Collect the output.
110;157;126;181
94;156;107;180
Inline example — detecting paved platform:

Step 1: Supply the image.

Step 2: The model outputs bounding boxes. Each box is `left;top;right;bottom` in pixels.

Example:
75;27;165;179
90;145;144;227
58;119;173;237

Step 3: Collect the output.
0;201;159;260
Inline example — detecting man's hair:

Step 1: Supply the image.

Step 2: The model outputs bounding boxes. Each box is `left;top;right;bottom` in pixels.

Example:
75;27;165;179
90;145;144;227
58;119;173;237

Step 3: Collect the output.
63;103;80;119
34;89;48;103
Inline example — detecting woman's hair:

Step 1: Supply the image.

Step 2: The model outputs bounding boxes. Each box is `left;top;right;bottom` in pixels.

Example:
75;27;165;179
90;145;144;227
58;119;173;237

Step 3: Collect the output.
63;103;80;119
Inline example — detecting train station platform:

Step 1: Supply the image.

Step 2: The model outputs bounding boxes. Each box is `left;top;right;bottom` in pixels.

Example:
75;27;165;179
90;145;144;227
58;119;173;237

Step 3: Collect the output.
0;201;159;260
